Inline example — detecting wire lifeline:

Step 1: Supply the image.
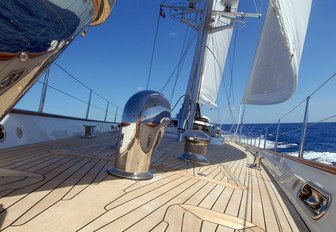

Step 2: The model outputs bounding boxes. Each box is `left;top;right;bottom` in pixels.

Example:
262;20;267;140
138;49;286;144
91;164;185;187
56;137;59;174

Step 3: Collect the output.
160;33;197;92
53;63;120;109
37;81;117;115
169;24;194;103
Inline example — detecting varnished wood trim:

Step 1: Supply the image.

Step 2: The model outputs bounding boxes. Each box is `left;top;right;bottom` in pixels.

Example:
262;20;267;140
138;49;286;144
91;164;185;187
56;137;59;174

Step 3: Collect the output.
0;52;45;61
244;144;336;175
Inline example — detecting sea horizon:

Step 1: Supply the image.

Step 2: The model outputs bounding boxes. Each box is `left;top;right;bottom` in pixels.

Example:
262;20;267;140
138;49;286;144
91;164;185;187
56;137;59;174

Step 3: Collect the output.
222;122;336;166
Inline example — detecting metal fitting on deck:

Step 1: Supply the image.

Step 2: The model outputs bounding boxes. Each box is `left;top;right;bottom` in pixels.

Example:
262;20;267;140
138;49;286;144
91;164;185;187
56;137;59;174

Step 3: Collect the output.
108;90;171;180
248;152;263;170
177;132;210;165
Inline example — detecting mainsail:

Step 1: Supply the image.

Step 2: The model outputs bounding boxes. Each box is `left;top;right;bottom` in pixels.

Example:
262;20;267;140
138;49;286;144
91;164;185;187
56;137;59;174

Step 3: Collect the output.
243;0;312;105
198;0;239;108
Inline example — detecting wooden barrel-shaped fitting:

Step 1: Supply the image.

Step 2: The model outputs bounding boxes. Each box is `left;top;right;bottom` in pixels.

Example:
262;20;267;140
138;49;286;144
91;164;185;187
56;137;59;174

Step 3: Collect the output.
184;136;209;155
177;136;210;165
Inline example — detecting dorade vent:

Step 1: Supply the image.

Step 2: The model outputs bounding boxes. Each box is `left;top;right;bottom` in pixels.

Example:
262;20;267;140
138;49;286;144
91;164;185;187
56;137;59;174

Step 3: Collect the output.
108;90;171;180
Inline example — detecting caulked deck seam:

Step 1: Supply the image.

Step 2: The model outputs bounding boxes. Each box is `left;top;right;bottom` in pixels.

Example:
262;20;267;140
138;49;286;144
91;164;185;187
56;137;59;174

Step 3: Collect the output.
0;133;303;231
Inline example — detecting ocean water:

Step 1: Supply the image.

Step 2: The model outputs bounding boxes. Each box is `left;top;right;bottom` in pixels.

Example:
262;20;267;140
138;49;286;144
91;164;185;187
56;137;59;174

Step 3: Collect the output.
222;122;336;166
0;0;79;53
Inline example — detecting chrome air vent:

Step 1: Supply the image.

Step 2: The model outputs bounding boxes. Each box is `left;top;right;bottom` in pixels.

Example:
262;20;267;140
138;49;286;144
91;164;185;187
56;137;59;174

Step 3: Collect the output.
108;90;171;180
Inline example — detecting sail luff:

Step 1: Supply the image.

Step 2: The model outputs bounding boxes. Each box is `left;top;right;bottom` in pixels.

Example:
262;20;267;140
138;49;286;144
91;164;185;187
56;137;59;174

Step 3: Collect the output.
243;0;312;105
198;0;239;109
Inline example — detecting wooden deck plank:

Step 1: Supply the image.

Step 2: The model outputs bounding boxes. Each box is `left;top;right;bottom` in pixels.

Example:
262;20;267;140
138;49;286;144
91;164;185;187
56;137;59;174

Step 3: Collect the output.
182;211;203;232
164;204;185;232
216;225;235;232
63;159;110;200
0;133;305;232
0;174;43;195
117;179;207;232
201;221;217;232
259;168;299;232
13;159;101;225
250;168;266;230
211;186;234;213
224;161;247;218
106;174;183;210
150;221;169;232
0;176;26;186
4;176;134;232
0;156;77;213
0;151;49;169
23;155;68;173
79;177;194;231
185;182;218;207
1;157;91;229
238;166;252;223
199;185;225;209
255;169;280;231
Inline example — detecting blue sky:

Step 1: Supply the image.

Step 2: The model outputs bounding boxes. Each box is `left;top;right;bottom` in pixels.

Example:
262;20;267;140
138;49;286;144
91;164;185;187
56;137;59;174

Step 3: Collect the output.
17;0;336;124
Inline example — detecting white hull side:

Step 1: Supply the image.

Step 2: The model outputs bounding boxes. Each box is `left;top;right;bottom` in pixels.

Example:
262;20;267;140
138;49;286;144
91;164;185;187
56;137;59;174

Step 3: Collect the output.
0;111;117;149
256;149;336;231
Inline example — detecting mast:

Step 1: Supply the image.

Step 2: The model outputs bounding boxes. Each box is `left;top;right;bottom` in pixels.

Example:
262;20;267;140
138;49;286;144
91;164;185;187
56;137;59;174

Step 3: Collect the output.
162;1;260;142
176;0;214;141
186;1;214;129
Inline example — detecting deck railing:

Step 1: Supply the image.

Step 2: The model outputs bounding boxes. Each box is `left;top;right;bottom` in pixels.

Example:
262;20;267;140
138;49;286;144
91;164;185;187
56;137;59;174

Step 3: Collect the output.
234;72;336;160
16;64;122;122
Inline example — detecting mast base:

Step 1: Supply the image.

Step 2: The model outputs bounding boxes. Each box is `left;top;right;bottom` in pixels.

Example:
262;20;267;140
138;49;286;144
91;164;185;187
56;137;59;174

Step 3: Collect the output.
177;135;210;165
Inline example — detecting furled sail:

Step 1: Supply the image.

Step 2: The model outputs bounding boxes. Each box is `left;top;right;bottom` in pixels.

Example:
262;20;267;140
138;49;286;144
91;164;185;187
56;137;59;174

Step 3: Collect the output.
243;0;312;105
198;0;239;108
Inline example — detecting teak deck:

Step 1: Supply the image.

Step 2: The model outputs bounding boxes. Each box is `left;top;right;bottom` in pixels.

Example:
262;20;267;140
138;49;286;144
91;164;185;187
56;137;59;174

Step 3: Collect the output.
0;131;306;231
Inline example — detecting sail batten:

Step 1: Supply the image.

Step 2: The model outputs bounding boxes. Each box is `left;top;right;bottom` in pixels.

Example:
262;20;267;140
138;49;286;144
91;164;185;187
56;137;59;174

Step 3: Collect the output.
243;0;312;105
198;0;239;109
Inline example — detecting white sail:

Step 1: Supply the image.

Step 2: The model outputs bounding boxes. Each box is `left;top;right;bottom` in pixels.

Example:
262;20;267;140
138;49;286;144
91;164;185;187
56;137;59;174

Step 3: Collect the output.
198;0;239;108
243;0;312;105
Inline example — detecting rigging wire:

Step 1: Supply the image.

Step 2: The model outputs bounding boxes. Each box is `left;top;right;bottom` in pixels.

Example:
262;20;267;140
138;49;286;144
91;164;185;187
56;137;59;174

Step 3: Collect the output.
146;6;162;90
225;23;239;132
277;72;336;129
171;94;187;112
169;25;192;103
235;0;264;132
309;71;336;98
278;71;336;121
228;23;238;104
278;113;336;137
307;114;336;127
252;0;259;12
235;103;245;134
160;32;197;92
219;22;238;131
250;71;336;137
221;74;237;132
